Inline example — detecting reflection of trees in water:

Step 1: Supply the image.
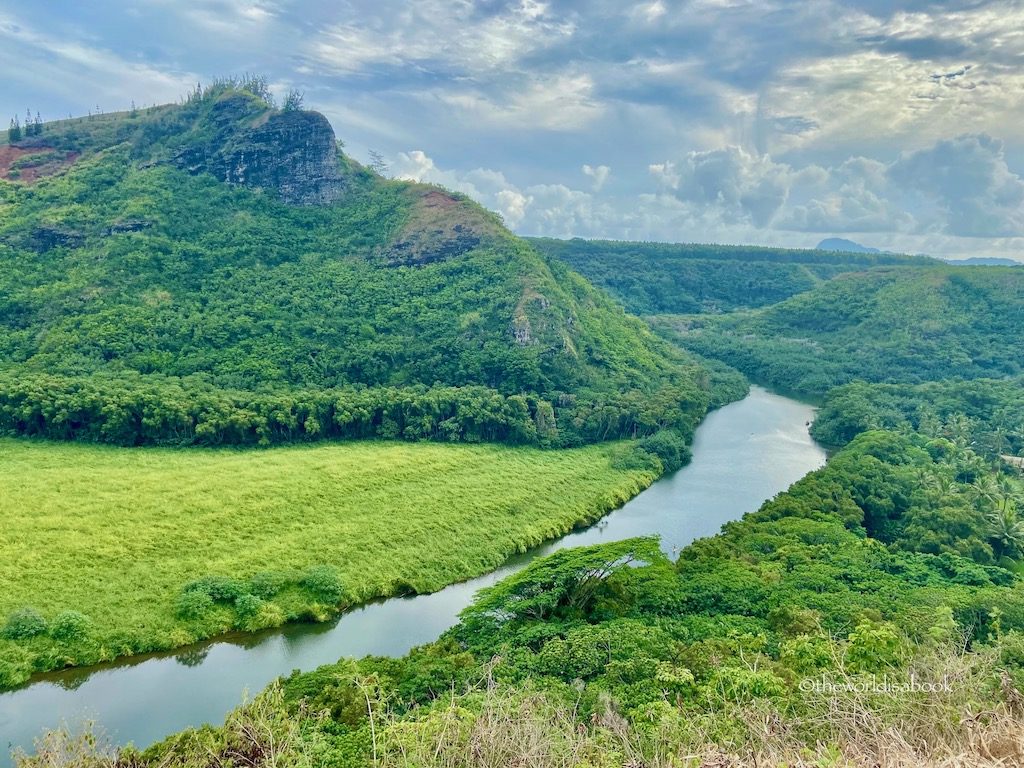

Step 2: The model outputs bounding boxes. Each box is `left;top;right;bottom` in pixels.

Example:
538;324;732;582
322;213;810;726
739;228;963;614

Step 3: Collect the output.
281;616;339;651
54;671;92;691
175;647;210;667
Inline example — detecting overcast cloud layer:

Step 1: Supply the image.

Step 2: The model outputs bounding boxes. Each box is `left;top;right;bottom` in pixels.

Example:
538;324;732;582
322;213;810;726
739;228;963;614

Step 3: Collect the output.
3;0;1024;259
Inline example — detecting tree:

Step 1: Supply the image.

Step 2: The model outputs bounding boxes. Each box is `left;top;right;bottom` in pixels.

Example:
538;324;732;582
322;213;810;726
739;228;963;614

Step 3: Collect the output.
282;89;304;111
368;150;389;177
8;117;21;143
986;507;1024;559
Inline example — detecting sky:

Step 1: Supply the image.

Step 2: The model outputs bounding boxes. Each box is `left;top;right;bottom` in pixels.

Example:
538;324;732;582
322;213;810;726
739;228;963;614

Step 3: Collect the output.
2;1;1024;260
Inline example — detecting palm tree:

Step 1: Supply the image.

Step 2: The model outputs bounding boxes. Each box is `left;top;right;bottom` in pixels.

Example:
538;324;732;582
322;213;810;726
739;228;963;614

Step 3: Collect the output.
986;507;1024;559
970;475;1000;511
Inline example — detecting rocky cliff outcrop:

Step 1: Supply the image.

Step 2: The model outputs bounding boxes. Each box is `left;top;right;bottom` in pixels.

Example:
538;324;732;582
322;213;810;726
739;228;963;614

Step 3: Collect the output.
171;95;346;206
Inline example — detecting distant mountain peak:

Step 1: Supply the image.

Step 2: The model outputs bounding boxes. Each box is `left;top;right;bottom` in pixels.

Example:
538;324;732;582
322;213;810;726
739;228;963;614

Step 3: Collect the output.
815;238;881;254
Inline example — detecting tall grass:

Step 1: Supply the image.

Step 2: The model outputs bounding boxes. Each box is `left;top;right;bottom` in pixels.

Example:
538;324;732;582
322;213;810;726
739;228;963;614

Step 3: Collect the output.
377;645;1024;768
0;438;654;685
19;642;1023;768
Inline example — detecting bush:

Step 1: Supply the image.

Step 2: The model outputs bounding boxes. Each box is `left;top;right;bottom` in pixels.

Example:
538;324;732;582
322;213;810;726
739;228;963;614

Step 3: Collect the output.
637;429;691;473
609;444;662;473
235;593;264;618
50;610;93;642
184;576;248;602
250;571;290;599
2;607;48;640
300;565;346;603
176;589;215;620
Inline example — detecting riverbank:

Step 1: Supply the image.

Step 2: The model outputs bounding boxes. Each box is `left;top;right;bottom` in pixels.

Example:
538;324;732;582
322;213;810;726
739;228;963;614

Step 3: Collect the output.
0;439;657;689
1;387;825;764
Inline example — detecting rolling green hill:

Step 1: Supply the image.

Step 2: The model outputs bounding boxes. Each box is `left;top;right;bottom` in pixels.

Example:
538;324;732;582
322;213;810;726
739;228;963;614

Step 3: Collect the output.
0;82;714;447
657;265;1024;397
529;236;935;314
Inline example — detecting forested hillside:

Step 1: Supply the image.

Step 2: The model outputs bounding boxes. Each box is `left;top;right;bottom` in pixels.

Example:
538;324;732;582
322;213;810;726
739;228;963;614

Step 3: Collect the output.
530;237;933;314
0;81;712;448
658;266;1024;397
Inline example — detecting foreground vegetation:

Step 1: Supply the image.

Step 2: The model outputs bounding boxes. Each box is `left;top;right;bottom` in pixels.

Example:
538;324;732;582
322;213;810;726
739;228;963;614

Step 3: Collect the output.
0;438;659;688
21;403;1024;766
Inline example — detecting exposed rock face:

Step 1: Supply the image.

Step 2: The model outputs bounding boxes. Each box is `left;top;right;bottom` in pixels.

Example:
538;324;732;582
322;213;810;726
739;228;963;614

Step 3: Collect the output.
171;95;346;206
381;189;499;267
29;226;85;251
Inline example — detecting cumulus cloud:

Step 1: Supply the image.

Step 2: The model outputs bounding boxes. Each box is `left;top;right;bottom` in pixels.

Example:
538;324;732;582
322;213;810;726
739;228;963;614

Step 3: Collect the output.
888;134;1024;237
582;164;610;191
651;147;792;227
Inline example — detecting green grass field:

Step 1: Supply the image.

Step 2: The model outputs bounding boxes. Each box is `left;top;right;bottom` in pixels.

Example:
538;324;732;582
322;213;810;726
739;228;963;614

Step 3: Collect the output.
0;438;654;686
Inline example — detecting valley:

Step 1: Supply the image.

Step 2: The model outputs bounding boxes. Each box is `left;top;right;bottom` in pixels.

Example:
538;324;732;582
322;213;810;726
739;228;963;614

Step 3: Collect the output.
3;79;1024;768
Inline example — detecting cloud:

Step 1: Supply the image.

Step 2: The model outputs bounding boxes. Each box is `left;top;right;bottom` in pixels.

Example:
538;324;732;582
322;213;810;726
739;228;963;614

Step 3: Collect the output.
582;164;610;191
651;147;792;227
651;134;1024;237
6;0;1024;260
889;134;1024;237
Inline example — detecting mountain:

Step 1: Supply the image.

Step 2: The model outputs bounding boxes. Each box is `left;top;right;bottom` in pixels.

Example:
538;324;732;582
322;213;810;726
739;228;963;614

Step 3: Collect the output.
943;256;1022;266
530;237;934;314
664;264;1024;396
815;237;882;253
0;82;710;447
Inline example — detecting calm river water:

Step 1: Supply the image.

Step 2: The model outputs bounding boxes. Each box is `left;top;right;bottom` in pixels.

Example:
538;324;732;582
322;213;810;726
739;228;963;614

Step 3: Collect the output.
1;385;825;763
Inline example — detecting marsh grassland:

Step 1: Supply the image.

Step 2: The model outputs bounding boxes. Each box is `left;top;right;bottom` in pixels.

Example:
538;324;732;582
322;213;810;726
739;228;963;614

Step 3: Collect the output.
0;438;654;686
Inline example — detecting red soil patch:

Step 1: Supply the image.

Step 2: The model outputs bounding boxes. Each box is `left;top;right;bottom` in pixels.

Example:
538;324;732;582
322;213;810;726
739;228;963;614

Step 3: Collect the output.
419;188;460;210
0;145;79;184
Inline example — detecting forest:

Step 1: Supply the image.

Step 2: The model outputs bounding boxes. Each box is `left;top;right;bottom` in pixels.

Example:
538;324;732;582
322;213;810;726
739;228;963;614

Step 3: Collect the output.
5;81;1024;768
656;266;1024;397
530;237;934;314
0;82;710;450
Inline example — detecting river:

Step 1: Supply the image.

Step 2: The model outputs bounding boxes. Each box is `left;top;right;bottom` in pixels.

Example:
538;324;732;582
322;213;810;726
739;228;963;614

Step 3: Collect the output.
1;386;825;763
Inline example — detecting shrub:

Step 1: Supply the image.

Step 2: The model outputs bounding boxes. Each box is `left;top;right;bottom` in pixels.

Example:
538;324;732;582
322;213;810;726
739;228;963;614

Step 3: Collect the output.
235;593;264;618
609;444;662;473
2;607;48;640
637;429;691;473
250;571;290;599
176;589;215;620
50;610;93;642
300;565;346;603
183;575;248;602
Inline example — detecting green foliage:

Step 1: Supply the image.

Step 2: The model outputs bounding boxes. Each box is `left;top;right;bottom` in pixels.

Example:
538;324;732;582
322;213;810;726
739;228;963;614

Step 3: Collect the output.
812;378;1024;457
2;607;47;640
0;92;712;449
175;590;214;620
0;437;655;686
637;430;691;473
666;267;1024;397
531;237;932;315
183;576;248;602
49;610;93;642
300;566;346;603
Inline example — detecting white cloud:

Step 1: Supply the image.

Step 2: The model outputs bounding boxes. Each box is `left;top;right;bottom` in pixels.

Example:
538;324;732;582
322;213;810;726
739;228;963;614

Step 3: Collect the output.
889;133;1024;237
0;11;197;113
651;146;792;227
582;164;610;191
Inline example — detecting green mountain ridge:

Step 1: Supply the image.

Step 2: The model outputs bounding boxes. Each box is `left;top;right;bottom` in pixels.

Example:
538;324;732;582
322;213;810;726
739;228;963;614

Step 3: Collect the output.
0;84;713;448
529;236;935;314
660;264;1024;396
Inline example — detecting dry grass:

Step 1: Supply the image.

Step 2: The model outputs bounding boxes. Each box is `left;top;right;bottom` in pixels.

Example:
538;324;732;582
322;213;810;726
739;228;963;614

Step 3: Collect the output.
378;647;1024;768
